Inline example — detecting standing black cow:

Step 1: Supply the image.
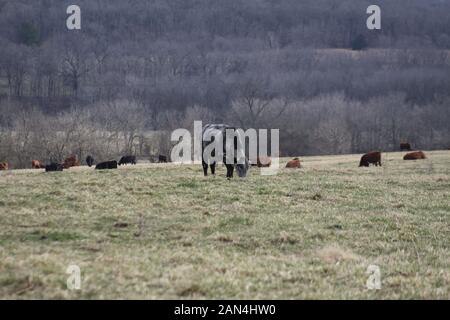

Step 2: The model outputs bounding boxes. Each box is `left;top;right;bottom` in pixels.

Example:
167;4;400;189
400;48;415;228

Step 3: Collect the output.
359;151;382;167
45;163;64;172
118;155;136;165
202;124;249;179
86;155;95;167
95;160;118;170
400;142;412;151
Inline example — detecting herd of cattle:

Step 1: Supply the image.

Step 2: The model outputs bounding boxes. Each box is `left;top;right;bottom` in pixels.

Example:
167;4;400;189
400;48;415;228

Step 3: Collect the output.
0;134;429;178
0;154;168;173
29;154;140;172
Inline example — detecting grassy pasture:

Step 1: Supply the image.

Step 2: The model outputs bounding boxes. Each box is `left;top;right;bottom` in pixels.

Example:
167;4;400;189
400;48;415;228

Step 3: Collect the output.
0;151;449;299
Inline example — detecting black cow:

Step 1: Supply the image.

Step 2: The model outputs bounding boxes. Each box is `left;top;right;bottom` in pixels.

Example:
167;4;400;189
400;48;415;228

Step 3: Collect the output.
118;155;136;166
202;124;249;178
400;142;412;151
86;155;95;167
95;160;118;170
45;163;64;172
359;151;382;167
158;155;168;163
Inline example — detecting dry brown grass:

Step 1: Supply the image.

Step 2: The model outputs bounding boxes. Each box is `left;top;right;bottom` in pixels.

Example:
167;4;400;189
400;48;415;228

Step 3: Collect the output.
0;151;449;299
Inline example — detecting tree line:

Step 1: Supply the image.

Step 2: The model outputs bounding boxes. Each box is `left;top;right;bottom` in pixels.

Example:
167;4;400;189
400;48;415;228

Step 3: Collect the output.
0;0;449;167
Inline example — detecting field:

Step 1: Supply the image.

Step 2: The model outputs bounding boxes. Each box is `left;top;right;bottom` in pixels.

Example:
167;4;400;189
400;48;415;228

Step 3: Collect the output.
0;151;449;299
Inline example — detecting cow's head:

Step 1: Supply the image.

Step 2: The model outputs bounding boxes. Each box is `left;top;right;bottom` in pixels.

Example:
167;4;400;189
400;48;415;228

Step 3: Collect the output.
235;158;249;178
359;160;369;167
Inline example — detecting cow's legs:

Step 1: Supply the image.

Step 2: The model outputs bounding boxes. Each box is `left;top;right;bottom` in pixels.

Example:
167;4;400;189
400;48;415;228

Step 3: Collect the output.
202;161;208;176
209;146;216;176
226;164;234;178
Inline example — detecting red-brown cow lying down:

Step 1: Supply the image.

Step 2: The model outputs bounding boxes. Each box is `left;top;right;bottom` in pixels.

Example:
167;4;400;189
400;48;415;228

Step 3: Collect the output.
403;151;426;160
257;156;272;168
63;155;80;169
31;160;44;169
286;157;301;168
359;151;381;167
0;162;8;170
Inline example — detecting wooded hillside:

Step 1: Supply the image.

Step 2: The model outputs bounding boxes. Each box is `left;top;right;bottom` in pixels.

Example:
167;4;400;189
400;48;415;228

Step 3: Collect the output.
1;0;449;166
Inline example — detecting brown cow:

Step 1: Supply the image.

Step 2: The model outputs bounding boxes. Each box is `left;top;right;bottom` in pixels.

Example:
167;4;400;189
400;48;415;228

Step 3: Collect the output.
286;157;301;168
63;155;80;169
0;162;8;170
31;160;44;169
257;156;272;168
400;142;412;151
359;152;381;167
403;151;426;160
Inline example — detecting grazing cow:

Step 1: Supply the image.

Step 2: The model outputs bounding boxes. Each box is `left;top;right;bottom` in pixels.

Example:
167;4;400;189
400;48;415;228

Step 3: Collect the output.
45;163;63;172
404;151;426;160
158;155;168;163
202;124;249;178
359;151;382;167
86;155;95;167
400;142;412;151
118;155;136;166
31;160;44;169
0;162;8;170
257;156;272;168
95;160;118;170
63;155;80;169
286;158;301;168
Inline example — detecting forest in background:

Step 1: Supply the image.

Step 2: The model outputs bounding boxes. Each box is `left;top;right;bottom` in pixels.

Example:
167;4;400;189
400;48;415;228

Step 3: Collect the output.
1;0;450;168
